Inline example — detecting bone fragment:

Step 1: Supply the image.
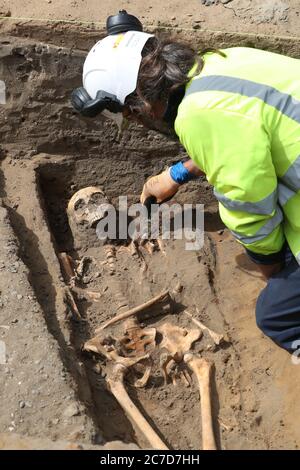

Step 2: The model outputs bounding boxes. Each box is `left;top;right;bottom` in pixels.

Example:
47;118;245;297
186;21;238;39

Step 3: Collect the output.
186;311;224;345
157;238;167;256
63;287;81;320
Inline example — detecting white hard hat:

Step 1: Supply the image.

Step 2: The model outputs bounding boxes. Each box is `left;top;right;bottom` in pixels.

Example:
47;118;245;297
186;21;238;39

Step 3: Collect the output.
83;31;154;105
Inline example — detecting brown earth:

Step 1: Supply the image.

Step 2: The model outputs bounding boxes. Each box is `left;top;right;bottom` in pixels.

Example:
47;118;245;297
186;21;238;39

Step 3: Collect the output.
0;1;300;451
0;0;299;38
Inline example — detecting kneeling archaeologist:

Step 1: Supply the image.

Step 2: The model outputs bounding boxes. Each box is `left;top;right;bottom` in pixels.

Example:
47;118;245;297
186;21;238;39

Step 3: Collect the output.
72;11;300;354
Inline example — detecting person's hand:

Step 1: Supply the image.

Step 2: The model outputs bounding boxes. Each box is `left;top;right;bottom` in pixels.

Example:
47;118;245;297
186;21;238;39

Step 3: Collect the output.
140;169;180;204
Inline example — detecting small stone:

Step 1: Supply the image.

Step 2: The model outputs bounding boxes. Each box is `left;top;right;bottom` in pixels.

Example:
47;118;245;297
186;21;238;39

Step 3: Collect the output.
9;262;19;273
17;294;23;300
255;415;262;426
201;0;218;5
222;352;231;364
63;403;80;418
0;10;11;17
173;281;183;294
19;401;25;409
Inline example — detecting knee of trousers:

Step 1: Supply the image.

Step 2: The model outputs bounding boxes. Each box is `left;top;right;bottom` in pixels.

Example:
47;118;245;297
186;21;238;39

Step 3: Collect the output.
255;288;297;352
255;290;280;341
255;293;271;334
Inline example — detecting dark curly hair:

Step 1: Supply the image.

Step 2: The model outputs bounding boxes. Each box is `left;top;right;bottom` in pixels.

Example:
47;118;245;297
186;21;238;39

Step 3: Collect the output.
125;36;203;115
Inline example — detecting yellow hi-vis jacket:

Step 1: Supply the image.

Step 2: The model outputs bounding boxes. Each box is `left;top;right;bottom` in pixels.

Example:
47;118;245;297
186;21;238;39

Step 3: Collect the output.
175;47;300;263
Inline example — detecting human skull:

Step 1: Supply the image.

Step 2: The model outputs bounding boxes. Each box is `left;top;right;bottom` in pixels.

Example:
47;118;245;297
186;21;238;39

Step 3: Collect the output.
67;187;109;239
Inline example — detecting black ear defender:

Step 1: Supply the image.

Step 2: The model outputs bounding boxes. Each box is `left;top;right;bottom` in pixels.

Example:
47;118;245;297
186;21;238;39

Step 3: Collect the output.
106;10;143;35
71;88;123;118
71;10;143;118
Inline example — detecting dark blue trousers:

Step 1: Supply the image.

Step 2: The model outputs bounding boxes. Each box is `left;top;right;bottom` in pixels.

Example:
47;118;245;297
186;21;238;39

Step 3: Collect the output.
256;252;300;353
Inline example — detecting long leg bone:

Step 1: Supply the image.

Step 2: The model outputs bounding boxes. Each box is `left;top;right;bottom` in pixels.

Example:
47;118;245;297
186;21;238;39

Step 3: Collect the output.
96;289;170;331
184;353;217;450
186;310;224;346
107;363;168;450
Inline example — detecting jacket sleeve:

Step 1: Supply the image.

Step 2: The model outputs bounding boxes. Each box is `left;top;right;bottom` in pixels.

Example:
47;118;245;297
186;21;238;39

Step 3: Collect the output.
175;107;286;256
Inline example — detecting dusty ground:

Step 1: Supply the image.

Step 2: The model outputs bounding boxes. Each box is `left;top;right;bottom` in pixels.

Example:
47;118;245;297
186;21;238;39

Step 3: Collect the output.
0;0;299;37
0;0;300;451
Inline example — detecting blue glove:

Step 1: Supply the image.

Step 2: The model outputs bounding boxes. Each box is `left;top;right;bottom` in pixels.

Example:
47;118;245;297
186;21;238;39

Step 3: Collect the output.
169;161;197;185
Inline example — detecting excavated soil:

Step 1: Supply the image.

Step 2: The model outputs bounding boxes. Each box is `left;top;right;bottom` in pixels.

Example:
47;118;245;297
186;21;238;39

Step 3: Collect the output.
1;24;300;450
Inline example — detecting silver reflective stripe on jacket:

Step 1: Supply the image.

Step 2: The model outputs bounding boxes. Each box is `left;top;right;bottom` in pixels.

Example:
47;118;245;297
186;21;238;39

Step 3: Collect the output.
214;188;277;215
278;183;296;207
185;75;300;124
231;206;283;244
281;155;300;191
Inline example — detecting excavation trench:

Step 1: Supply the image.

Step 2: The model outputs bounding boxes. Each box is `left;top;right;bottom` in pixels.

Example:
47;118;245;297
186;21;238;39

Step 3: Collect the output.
1;29;300;450
35;155;227;450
